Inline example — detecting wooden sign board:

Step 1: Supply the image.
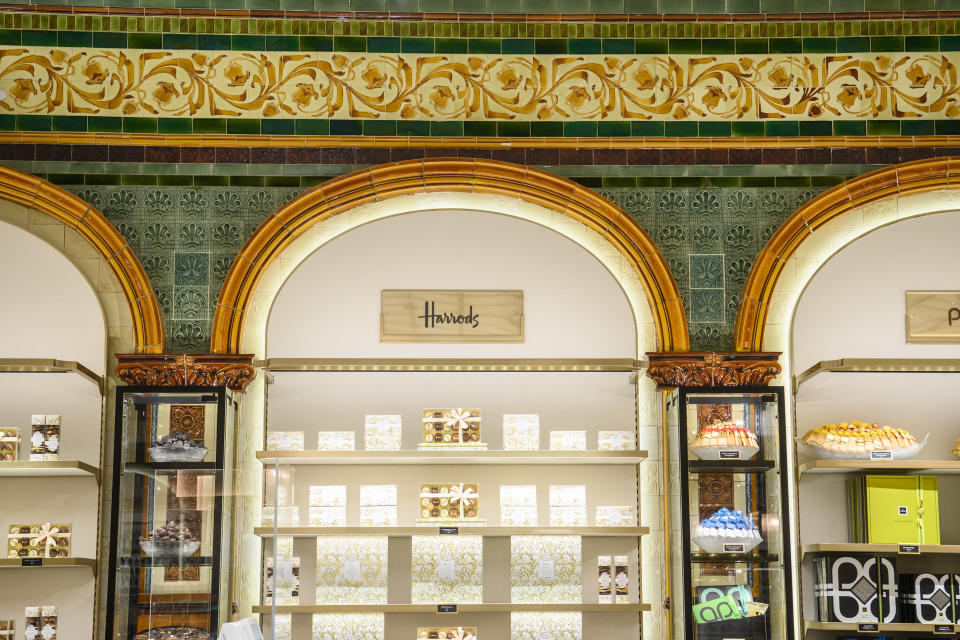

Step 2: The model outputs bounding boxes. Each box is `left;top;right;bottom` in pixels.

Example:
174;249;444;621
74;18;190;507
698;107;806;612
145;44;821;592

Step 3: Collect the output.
906;291;960;343
381;290;524;343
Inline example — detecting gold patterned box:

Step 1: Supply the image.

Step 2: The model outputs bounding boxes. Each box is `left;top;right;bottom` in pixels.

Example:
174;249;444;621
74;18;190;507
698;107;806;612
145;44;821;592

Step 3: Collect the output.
0;428;18;461
310;485;347;506
598;555;613;604
264;556;300;605
261;506;300;527
549;431;586;451
24;607;57;640
411;535;483;603
312;614;383;640
503;415;539;451
272;614;291;640
597;430;637;451
511;535;582;603
420;409;485;449
30;415;59;462
417;628;477;640
0;620;12;640
614;555;629;604
360;505;397;527
360;485;397;506
266;431;304;452
594;506;637;527
316;431;355;451
511;612;582;640
500;485;538;527
418;483;483;524
309;507;346;527
8;524;70;558
315;536;388;604
263;468;295;507
549;485;587;526
364;416;402;451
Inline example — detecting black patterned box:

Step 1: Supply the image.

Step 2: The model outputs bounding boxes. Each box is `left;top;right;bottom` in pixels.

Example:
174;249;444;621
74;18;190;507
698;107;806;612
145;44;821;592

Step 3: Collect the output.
813;555;898;623
900;573;955;624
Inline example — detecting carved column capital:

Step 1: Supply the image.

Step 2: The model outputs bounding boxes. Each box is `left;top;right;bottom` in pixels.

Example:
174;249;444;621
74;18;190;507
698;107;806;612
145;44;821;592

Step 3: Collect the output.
115;353;256;391
645;352;781;388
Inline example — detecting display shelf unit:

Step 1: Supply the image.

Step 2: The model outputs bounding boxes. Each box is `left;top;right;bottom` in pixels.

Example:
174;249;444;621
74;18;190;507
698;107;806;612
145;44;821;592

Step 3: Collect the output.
793;357;960;391
0;460;99;480
257;450;647;465
253;603;652;614
0;557;97;573
0;357;104;391
257;357;648;640
799;459;960;475
669;386;793;640
254;526;649;537
802;543;960;556
804;621;958;634
106;386;238;640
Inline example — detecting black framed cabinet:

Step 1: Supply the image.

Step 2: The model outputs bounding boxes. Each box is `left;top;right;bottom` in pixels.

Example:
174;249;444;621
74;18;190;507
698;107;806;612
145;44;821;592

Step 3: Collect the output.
105;386;238;640
667;386;793;640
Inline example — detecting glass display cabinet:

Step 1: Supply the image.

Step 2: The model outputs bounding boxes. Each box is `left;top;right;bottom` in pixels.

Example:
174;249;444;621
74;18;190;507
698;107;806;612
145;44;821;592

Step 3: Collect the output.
668;386;792;640
105;387;238;640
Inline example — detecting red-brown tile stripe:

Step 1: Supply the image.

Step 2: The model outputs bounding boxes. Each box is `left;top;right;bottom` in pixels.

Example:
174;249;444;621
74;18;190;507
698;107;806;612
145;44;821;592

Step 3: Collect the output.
0;5;955;21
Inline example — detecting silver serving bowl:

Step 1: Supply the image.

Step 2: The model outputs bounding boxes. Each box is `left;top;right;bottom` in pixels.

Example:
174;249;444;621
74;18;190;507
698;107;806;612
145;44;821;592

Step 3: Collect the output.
148;447;208;463
139;540;201;557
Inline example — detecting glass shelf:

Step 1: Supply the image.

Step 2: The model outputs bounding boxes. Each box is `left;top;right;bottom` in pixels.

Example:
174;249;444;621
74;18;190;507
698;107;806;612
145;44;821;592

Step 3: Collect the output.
253;526;649;537
256;450;646;465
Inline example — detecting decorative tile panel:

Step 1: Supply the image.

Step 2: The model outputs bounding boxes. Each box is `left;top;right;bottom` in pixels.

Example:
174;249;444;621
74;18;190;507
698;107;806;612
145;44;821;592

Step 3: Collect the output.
1;47;958;122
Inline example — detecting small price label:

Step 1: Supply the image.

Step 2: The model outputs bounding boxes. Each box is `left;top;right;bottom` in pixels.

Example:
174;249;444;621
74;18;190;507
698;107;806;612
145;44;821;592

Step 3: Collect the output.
870;450;893;460
439;527;459;535
437;604;457;614
898;543;920;554
934;624;956;634
719;450;740;460
857;622;879;632
722;544;745;553
20;557;42;567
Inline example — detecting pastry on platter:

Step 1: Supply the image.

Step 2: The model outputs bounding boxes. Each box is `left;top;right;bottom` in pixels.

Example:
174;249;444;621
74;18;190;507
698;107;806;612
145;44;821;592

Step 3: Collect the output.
799;421;926;460
692;507;762;554
690;420;760;460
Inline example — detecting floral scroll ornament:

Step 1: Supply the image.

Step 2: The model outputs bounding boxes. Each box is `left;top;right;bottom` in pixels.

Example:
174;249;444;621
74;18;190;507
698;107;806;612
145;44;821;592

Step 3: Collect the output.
0;47;957;121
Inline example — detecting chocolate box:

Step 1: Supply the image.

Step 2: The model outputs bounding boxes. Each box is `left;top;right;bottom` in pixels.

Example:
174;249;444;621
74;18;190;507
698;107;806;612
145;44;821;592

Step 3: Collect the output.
0;428;18;461
899;573;955;624
364;416;401;451
418;483;481;523
417;628;477;640
502;415;539;451
421;409;484;448
8;524;70;558
29;416;59;461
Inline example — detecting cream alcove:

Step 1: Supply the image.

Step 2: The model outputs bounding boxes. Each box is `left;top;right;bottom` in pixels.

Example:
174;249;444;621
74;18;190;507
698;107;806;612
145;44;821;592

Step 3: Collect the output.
230;191;669;639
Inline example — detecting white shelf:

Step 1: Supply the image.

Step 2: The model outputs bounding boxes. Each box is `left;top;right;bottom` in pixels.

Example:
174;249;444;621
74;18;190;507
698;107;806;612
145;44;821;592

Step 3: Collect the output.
0;358;103;391
0;461;99;482
257;450;646;465
253;603;651;614
256;358;644;373
799;459;960;475
0;557;97;575
255;526;648;537
804;621;956;634
794;357;960;391
803;543;960;557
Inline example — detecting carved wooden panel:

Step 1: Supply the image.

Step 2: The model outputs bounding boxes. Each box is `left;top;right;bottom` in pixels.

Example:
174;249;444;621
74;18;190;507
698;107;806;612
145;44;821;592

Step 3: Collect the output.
697;403;732;427
170;405;205;441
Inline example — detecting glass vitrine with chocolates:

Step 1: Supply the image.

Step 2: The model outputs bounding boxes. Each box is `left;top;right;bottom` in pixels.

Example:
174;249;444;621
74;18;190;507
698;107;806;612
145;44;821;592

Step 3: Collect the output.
105;387;238;640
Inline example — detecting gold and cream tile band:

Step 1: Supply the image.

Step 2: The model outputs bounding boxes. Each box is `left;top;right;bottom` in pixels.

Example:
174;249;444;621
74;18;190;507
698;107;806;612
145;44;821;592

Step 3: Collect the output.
0;47;957;121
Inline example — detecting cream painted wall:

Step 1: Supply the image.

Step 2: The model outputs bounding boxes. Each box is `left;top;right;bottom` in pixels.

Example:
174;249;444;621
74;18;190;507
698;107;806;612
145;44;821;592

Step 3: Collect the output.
267;209;636;358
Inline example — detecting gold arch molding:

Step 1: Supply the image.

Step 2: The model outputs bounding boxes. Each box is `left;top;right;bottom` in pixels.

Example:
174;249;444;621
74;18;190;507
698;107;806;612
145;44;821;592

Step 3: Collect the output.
0;166;164;353
211;158;689;354
734;156;960;352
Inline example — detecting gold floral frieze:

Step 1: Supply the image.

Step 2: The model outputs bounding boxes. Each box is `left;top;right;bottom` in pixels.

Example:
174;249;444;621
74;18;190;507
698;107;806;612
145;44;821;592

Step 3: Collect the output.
5;47;955;122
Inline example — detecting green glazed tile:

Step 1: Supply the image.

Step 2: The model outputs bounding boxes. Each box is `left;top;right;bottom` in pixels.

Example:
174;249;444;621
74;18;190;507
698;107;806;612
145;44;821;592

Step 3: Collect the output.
833;120;866;135
401;38;435;53
530;121;563;136
192;118;227;134
497;121;530;137
226;119;261;135
731;122;763;137
265;35;298;51
669;39;701;54
363;120;397;136
0;115;14;131
159;118;191;134
296;119;331;135
299;36;333;52
703;39;735;54
16;115;51;132
836;37;870;52
736;39;768;54
163;33;198;50
57;31;93;48
905;36;939;51
397;121;429;136
635;39;669;54
798;121;832;136
431;121;463;136
829;0;863;9
602;177;636;188
88;117;123;133
92;32;127;48
367;37;400;53
871;36;904;51
465;121;498;137
198;35;231;50
764;120;799;136
776;177;812;187
570;39;602;55
503;39;535;54
435;39;468;54
935;120;960;135
564;121;597;137
84;175;122;186
192;176;228;187
900;120;934;135
802;38;837;53
22;30;57;46
261;120;294;135
760;0;795;10
229;176;266;187
333;36;366;52
158;175;194;186
699;122;731;137
0;30;18;46
865;0;898;8
942;36;960;52
598;121;630;137
603;39;634;54
635;177;671;187
265;177;300;187
724;0;760;10
232;35;266;51
129;33;163;49
535;39;567;54
122;118;157;134
769;38;803;53
631;121;665;136
866;120;901;135
468;39;501;54
664;121;698;137
52;116;87;132
692;0;725;11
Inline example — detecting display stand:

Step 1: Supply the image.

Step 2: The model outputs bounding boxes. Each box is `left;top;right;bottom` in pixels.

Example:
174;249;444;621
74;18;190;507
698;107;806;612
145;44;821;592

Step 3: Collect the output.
668;386;792;640
105;386;238;640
